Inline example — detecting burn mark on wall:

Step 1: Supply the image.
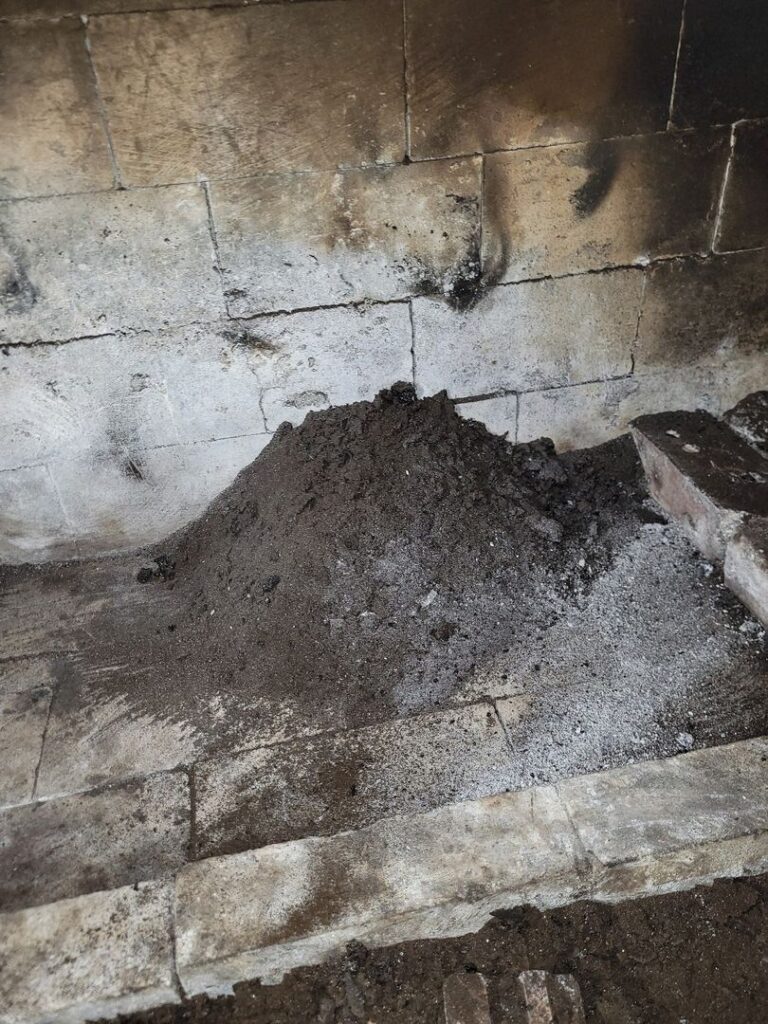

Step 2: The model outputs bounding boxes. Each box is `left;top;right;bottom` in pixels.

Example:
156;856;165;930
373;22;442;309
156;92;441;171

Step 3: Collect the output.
122;456;145;481
223;327;280;355
570;143;619;218
0;245;37;316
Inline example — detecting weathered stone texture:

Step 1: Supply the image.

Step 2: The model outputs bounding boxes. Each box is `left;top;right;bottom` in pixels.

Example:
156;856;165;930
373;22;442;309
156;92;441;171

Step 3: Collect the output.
517;360;767;452
194;703;514;859
0;465;75;565
455;395;518;439
89;1;405;186
176;784;578;994
407;0;681;159
0;770;190;913
671;0;768;127
0;686;52;809
413;271;641;398
0;186;222;345
483;130;729;282
211;159;481;315
443;971;491;1024
0;20;113;200
255;304;413;429
725;519;768;629
630;410;768;561
0;881;178;1024
716;121;768;253
634;250;768;372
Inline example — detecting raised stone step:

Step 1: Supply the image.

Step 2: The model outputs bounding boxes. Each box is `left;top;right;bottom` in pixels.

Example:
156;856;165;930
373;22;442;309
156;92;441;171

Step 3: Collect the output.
725;518;768;629
630;409;768;560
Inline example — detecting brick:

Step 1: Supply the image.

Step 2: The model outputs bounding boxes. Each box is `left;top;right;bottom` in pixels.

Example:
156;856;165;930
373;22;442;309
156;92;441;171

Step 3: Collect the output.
516;360;768;452
406;0;680;160
455;395;517;439
0;687;52;809
443;972;491;1024
412;272;641;398
0;881;178;1023
483;131;728;283
0;186;223;345
48;433;272;560
716;121;768;253
176;784;578;994
0;323;271;471
89;1;405;186
0;20;113;199
255;304;413;429
517;972;586;1024
634;250;768;372
211;159;481;316
725;518;768;629
558;738;768;899
671;0;768;128
630;410;768;561
0;771;189;913
0;465;75;565
194;703;515;859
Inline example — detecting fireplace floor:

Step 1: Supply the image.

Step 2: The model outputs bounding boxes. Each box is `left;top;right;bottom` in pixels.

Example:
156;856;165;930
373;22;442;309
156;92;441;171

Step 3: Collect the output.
2;392;768;1021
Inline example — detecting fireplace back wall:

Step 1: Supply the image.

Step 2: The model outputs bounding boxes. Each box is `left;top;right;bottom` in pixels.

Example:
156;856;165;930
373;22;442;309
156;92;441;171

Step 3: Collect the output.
1;0;767;561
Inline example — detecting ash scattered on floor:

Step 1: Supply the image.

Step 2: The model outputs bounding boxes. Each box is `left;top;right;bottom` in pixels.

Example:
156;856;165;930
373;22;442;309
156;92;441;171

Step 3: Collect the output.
98;874;768;1024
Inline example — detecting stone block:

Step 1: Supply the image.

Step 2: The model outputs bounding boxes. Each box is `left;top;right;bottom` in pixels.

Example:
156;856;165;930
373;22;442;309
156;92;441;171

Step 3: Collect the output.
0;687;52;809
89;1;405;186
194;702;515;859
0;770;190;913
716;121;768;253
0;881;178;1024
175;785;579;994
0;323;271;471
0;20;113;199
210;158;481;315
406;0;680;159
0;186;223;345
455;395;518;439
634;250;768;372
0;0;210;12
254;303;413;429
517;972;586;1024
558;737;768;899
443;971;491;1024
516;361;768;452
671;0;768;127
46;433;272;560
413;272;641;398
483;130;728;283
630;409;768;560
725;518;768;628
0;465;76;564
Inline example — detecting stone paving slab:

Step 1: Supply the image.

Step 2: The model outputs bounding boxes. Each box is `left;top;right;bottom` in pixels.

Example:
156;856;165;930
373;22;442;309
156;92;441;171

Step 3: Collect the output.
443;971;491;1024
631;409;768;560
483;130;728;284
0;186;223;345
412;270;641;399
89;1;404;186
176;738;768;996
0;686;52;809
0;464;77;565
0;20;113;200
210;158;481;316
725;518;768;629
406;0;680;159
176;783;578;995
0;881;178;1024
194;702;515;859
0;769;190;913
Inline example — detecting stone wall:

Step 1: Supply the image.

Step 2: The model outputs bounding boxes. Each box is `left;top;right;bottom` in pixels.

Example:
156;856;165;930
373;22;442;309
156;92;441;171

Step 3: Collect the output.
1;0;767;561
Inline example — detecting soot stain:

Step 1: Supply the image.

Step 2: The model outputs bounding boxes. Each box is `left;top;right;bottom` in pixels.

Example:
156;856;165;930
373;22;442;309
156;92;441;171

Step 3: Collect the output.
224;327;279;355
570;143;620;217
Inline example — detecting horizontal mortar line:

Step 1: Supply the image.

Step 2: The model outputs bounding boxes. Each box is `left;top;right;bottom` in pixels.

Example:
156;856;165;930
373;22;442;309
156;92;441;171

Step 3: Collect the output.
516;372;635;397
3;117;759;207
3;243;766;354
3;696;500;814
